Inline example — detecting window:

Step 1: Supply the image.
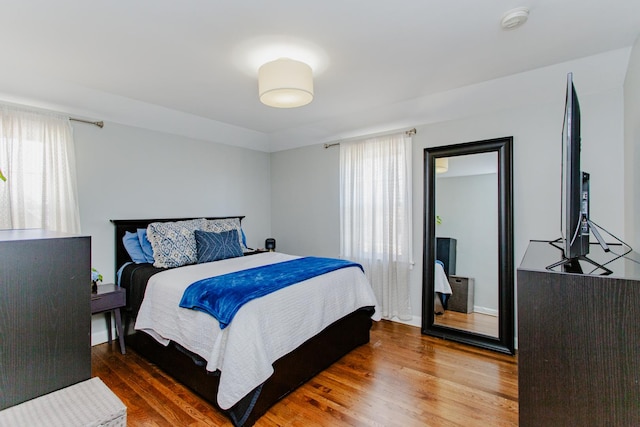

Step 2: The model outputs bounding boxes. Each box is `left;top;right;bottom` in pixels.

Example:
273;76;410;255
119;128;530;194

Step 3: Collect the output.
0;106;80;233
339;131;413;320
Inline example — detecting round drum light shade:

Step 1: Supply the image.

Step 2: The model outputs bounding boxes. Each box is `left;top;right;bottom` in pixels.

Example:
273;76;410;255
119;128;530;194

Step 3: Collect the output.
435;158;449;174
258;58;314;108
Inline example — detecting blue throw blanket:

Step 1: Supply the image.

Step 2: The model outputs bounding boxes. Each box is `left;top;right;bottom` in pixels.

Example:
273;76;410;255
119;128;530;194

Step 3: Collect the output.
179;256;363;329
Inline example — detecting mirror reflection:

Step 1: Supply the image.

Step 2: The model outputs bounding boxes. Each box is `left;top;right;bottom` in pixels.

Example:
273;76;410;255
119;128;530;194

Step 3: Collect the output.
433;153;499;337
422;136;514;355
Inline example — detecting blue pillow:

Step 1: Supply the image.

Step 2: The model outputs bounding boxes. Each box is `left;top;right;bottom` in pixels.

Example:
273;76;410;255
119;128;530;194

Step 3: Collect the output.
137;228;155;263
123;231;148;263
195;229;244;263
240;228;248;250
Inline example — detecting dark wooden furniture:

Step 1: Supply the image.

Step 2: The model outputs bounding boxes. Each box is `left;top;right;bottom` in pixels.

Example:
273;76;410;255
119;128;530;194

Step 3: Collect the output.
436;237;457;276
517;240;640;427
111;217;375;427
0;229;91;410
91;284;126;354
447;275;474;313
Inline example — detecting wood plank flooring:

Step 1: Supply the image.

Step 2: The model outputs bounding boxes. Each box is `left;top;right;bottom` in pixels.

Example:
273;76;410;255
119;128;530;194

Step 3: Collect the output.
92;320;518;426
435;310;500;337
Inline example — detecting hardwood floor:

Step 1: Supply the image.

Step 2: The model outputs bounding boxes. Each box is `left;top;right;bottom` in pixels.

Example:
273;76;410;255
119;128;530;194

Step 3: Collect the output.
435;310;500;336
92;320;518;426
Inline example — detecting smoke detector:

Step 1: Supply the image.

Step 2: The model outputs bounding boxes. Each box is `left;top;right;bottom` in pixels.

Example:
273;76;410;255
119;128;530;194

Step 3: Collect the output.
501;7;529;30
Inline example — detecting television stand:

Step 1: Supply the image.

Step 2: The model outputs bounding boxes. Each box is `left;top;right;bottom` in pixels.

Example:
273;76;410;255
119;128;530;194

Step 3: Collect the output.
545;239;613;275
518;240;640;426
545;253;612;275
587;219;610;252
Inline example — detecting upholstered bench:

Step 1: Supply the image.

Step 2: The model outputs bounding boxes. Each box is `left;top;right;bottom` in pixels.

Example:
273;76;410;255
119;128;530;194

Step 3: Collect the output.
0;377;126;427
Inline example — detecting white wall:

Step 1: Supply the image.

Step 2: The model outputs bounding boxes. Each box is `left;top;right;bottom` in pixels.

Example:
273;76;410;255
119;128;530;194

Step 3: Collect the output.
270;143;341;257
624;34;640;275
271;54;626;327
436;173;498;312
73;122;272;344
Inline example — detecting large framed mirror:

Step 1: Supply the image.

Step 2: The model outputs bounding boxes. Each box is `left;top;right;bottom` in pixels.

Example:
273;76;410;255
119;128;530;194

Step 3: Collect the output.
422;137;514;354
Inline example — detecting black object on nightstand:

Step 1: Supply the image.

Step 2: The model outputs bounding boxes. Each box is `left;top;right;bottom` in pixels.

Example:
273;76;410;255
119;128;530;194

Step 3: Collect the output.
91;284;126;354
265;238;276;251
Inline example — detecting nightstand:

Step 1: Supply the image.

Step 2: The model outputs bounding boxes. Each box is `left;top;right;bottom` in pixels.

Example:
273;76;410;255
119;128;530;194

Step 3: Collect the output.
244;249;269;256
91;284;126;354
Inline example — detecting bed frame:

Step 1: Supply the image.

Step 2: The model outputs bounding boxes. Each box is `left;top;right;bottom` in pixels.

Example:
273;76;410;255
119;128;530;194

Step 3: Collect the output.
111;217;375;426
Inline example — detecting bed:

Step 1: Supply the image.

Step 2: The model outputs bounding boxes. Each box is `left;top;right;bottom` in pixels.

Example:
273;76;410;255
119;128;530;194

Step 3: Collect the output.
111;216;379;426
434;261;452;314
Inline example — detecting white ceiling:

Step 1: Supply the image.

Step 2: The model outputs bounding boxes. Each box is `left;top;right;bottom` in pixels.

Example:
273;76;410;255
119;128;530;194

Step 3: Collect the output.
439;152;498;178
0;1;639;152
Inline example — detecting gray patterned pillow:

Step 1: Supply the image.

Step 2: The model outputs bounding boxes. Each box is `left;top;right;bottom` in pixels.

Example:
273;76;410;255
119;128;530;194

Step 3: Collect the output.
203;218;247;251
146;218;207;268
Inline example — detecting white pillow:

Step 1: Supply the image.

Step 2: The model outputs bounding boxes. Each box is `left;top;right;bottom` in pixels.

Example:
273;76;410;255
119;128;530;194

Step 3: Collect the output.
146;218;207;268
202;218;247;251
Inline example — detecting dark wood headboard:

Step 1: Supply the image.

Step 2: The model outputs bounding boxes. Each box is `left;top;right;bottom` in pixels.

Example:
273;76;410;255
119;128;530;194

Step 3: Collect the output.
110;216;245;277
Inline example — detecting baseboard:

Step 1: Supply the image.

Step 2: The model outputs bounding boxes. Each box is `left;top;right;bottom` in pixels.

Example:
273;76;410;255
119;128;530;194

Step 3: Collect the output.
473;306;498;316
91;328;116;346
388;315;422;328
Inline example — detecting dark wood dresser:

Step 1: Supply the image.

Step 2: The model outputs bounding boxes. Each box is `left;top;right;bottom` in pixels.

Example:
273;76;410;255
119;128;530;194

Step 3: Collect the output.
517;240;640;427
0;229;91;410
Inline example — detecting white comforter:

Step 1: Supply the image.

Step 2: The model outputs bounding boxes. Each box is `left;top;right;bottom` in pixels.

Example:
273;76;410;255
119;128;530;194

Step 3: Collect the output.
135;252;380;409
435;262;453;294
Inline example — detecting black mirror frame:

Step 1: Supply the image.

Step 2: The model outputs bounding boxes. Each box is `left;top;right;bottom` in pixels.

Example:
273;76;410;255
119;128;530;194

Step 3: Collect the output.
422;136;515;355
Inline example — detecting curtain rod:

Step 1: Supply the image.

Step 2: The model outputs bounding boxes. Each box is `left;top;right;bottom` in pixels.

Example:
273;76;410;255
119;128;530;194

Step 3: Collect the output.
0;101;105;128
70;117;104;128
323;128;416;149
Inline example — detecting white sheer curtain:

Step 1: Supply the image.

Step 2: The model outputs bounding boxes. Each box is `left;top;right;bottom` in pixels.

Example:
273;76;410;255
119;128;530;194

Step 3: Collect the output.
340;132;413;321
0;105;81;233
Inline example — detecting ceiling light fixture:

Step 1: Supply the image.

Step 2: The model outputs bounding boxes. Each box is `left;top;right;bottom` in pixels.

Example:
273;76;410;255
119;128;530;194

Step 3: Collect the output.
258;58;314;108
436;158;449;174
501;7;529;30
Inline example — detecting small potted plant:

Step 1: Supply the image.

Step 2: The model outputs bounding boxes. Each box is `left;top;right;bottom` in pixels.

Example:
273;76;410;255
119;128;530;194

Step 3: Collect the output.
91;268;103;293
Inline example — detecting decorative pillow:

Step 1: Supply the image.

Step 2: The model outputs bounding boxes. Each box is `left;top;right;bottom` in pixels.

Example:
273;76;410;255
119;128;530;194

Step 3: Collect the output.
240;228;248;250
195;229;244;263
203;218;248;251
123;231;148;263
137;228;155;263
146;218;207;268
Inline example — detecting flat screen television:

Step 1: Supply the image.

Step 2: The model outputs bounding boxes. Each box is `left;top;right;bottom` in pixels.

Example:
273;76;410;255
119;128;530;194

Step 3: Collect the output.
551;72;610;274
561;73;589;263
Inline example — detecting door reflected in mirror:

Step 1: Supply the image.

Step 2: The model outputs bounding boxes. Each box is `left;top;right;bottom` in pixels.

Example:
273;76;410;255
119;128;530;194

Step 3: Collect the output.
433;153;499;337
